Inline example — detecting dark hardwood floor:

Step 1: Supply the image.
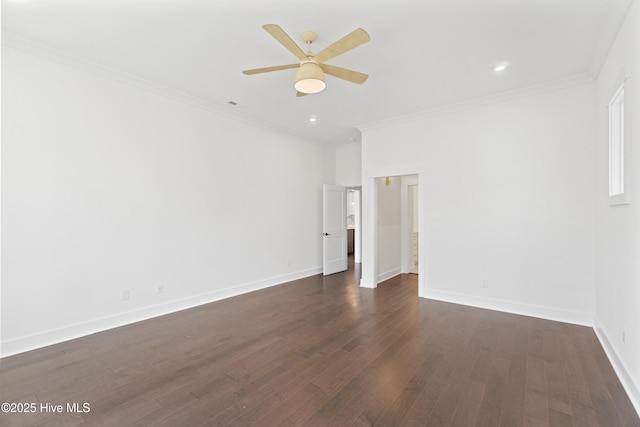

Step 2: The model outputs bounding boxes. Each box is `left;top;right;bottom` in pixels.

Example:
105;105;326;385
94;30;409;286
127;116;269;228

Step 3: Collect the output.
1;258;638;426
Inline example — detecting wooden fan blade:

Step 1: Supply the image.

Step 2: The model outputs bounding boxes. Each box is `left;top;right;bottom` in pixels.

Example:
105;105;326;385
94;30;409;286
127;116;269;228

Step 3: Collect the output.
313;28;370;64
296;91;308;97
320;64;368;84
243;64;299;75
263;24;308;61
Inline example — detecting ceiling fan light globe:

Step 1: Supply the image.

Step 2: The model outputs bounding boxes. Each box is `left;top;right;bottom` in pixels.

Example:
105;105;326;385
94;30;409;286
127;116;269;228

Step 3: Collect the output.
295;79;326;94
294;62;326;94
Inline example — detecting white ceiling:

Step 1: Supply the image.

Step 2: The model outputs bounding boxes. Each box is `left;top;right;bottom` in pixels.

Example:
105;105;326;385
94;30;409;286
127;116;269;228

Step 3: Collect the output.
2;0;633;145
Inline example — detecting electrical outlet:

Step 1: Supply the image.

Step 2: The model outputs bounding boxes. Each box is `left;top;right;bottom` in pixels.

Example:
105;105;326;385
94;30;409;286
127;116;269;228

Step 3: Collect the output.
482;281;489;289
121;289;130;301
287;260;292;267
622;329;626;344
157;283;165;294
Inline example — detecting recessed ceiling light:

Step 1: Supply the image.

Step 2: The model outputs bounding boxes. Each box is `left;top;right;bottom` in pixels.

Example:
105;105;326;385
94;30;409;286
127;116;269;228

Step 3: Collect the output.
308;114;318;124
494;63;508;72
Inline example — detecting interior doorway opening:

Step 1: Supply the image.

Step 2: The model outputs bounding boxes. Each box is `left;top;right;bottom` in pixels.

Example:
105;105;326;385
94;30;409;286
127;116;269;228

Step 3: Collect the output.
361;167;426;297
402;177;419;275
375;175;419;282
347;188;361;264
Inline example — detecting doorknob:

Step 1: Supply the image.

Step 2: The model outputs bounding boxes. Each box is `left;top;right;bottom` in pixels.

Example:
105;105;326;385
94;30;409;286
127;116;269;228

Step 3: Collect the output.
323;232;330;236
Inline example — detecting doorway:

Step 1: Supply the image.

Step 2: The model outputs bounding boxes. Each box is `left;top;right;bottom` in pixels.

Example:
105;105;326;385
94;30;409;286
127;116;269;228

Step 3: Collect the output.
360;167;426;297
347;188;361;264
401;176;419;275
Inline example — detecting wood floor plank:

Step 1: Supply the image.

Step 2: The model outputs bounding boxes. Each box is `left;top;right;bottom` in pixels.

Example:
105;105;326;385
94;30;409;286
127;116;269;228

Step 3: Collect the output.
475;355;510;427
303;317;422;425
322;321;427;425
425;336;483;425
227;349;346;426
500;355;528;426
1;259;637;427
371;347;445;427
405;315;499;425
543;330;572;416
495;320;527;427
525;356;550;425
549;408;573;427
563;329;601;427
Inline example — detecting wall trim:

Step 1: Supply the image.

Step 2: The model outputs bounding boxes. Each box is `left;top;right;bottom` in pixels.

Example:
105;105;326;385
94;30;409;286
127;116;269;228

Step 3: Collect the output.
1;266;321;358
422;288;594;326
377;268;402;284
359;278;376;288
593;317;640;418
358;74;594;132
359;268;403;289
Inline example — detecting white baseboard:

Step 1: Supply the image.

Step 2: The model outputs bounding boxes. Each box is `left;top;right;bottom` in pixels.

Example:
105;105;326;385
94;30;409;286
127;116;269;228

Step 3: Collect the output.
1;267;321;358
377;268;402;283
593;318;640;418
421;288;594;326
359;278;376;288
359;268;401;289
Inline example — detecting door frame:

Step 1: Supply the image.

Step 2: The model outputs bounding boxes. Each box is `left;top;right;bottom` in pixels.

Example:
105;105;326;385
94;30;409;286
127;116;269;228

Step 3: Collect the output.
360;166;426;298
400;176;418;274
346;187;362;264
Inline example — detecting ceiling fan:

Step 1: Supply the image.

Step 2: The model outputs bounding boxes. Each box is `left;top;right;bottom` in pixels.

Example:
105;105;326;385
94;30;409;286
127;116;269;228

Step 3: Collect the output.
243;24;370;96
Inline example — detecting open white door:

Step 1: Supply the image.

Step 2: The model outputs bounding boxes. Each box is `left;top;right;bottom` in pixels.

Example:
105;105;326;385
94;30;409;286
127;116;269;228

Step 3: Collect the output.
323;184;347;275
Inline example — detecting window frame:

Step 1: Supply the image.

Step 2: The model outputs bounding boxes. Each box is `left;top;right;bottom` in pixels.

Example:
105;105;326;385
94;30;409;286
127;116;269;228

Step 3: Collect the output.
608;74;630;206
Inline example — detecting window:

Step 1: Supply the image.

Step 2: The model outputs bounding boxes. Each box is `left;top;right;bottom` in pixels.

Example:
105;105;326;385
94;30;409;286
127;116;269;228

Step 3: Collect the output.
608;79;629;205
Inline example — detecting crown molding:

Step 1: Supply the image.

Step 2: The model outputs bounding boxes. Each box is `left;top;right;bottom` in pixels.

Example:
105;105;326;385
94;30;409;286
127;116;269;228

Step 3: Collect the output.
2;31;596;149
357;73;594;133
1;31;330;148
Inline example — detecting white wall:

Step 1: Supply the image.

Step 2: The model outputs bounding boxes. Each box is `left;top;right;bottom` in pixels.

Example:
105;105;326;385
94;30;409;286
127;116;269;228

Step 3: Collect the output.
594;0;640;411
1;47;335;356
361;82;597;324
335;141;362;187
